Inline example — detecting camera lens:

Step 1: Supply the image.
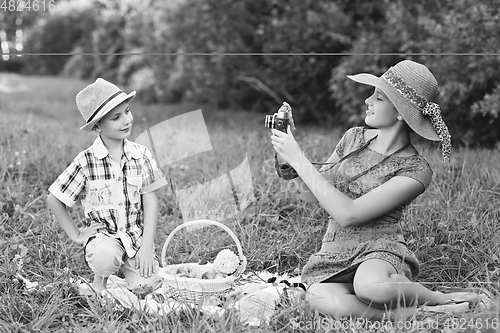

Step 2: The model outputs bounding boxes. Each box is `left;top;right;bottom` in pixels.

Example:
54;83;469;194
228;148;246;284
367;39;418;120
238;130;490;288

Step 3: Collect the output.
264;114;275;128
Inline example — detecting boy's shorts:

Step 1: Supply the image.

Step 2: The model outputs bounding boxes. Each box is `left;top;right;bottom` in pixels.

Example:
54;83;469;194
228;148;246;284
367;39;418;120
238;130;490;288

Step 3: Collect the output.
85;233;160;289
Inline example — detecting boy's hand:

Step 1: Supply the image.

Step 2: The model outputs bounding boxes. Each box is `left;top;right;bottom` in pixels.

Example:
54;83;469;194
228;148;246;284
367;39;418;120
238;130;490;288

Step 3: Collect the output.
74;223;102;244
134;247;157;278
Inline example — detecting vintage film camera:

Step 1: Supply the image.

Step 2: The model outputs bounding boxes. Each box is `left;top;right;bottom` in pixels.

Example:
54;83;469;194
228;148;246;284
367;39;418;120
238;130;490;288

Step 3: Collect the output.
264;102;298;180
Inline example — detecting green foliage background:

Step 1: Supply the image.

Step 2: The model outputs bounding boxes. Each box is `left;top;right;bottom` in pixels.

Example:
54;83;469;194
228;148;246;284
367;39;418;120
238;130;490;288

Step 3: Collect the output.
2;0;499;146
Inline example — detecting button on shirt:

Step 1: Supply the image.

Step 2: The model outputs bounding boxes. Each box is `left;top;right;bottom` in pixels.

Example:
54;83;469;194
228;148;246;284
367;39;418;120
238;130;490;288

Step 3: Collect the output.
48;137;168;257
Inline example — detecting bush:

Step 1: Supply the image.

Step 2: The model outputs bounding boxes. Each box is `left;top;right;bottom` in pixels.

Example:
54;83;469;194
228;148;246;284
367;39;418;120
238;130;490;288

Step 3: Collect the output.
12;0;500;146
22;0;98;75
127;67;157;104
470;85;500;147
330;0;500;147
160;0;353;119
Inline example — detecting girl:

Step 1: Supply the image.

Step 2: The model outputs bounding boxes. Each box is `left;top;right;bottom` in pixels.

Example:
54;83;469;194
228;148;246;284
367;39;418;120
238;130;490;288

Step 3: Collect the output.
271;60;484;319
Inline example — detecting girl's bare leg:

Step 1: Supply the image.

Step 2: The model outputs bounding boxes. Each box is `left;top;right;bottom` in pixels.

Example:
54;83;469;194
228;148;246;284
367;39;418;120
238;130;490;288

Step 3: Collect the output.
306;282;416;320
353;259;479;307
306;259;481;319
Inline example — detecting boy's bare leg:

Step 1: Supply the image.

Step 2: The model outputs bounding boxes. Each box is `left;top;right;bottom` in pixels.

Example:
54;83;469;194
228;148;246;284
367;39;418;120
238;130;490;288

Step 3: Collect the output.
92;275;108;292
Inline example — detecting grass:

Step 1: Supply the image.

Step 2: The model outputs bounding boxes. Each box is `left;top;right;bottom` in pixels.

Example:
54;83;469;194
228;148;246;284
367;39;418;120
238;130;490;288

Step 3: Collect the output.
0;73;499;332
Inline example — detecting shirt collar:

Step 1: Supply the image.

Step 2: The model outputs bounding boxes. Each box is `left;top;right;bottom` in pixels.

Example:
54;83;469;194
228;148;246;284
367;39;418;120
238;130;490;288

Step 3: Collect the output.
92;137;141;160
123;138;142;160
92;136;109;159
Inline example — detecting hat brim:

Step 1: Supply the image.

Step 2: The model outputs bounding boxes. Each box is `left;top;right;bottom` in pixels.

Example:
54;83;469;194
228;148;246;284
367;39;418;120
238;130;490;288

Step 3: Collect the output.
347;74;439;141
80;91;136;132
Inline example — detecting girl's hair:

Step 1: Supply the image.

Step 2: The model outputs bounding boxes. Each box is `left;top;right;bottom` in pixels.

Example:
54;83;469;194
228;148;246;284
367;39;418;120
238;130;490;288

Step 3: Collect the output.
404;120;414;133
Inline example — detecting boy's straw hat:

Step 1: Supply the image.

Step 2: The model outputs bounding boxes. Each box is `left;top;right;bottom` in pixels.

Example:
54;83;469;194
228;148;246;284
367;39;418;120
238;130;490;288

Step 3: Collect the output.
77;78;136;132
347;60;451;161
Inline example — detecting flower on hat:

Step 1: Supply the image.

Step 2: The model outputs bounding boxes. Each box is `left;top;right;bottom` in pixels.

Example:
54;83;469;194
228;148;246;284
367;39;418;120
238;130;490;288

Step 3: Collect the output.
213;249;240;275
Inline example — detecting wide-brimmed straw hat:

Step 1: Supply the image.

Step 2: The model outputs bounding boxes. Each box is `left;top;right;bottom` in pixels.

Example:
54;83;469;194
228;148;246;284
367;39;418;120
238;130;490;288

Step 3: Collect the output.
347;60;451;161
77;78;136;132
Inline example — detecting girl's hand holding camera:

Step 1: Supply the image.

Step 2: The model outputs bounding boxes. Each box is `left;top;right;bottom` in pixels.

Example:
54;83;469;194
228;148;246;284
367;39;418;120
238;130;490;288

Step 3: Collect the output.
268;101;301;166
287;106;296;132
271;125;303;166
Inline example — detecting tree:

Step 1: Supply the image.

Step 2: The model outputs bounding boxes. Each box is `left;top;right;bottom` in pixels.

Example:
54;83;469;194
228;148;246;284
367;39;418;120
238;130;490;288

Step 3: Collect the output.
11;0;500;146
417;0;500;146
159;0;353;122
22;0;98;75
330;0;500;146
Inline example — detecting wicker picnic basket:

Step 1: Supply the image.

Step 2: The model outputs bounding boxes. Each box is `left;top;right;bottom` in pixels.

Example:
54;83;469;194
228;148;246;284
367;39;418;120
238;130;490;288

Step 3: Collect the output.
160;220;247;303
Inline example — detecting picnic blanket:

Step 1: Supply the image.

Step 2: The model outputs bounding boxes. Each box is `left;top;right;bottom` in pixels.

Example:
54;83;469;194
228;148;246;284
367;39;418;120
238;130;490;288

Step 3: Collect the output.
73;269;304;326
16;270;496;327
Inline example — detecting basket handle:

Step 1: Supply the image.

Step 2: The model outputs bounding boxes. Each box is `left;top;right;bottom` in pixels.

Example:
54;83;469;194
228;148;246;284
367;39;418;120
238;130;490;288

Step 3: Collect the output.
160;220;247;276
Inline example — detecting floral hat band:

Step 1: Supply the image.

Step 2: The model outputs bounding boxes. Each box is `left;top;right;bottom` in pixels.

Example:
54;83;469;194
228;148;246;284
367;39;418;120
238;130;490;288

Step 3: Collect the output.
382;66;452;162
348;60;452;162
422;102;451;162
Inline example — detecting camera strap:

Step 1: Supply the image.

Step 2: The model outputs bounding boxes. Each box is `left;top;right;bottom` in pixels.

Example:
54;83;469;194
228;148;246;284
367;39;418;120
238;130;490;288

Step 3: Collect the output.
274;136;379;181
275;134;410;183
317;135;410;184
314;135;379;171
274;153;299;180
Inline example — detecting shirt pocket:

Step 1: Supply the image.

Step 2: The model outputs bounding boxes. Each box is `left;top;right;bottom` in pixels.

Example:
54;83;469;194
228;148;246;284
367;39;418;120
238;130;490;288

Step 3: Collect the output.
126;176;143;204
85;180;116;213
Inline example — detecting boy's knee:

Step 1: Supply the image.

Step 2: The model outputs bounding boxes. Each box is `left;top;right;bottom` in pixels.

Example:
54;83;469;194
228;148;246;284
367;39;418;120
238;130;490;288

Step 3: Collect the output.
85;235;123;277
122;258;160;290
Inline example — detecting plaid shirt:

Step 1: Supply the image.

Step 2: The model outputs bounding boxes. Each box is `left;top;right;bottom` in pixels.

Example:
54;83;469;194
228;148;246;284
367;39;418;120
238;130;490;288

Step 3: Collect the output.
49;136;167;257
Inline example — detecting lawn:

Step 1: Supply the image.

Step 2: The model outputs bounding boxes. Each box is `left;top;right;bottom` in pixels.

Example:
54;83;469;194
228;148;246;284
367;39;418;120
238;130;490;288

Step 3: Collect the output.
0;73;499;332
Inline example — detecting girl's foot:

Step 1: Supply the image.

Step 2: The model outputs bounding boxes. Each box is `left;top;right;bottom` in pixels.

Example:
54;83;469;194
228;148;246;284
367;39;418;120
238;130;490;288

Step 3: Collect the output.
442;291;482;308
434;287;494;311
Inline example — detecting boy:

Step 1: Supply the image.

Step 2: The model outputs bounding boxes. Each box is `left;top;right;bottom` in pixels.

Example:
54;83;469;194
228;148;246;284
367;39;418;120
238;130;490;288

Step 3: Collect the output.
47;78;167;292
